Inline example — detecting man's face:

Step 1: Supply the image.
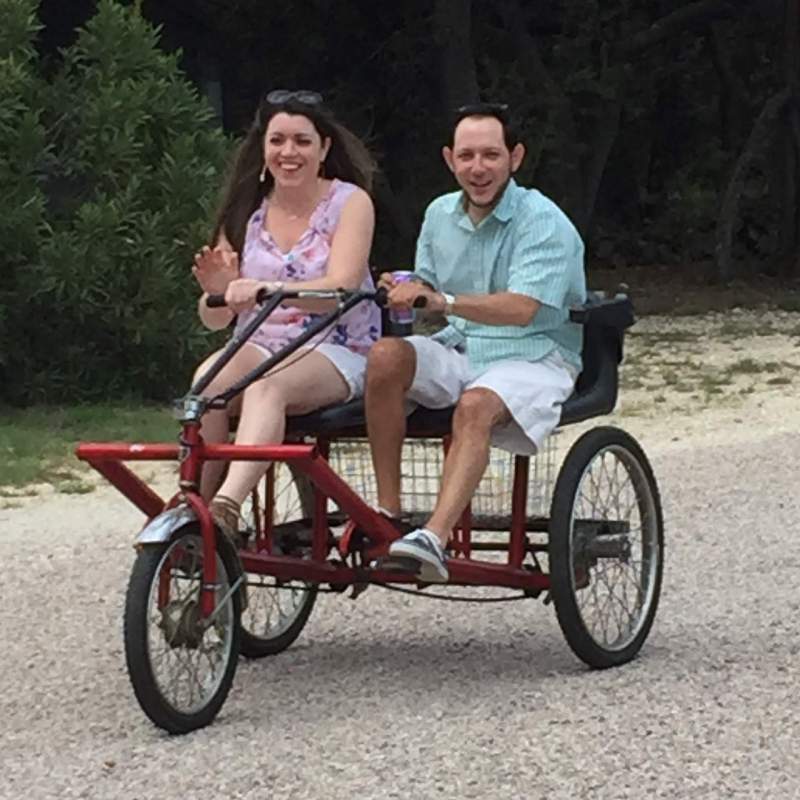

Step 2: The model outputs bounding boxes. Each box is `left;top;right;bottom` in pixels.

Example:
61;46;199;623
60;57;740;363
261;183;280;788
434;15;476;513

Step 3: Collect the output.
443;116;524;212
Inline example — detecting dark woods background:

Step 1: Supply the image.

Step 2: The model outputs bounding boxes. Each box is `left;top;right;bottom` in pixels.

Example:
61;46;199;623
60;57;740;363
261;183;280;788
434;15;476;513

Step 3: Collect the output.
46;0;799;279
2;0;797;403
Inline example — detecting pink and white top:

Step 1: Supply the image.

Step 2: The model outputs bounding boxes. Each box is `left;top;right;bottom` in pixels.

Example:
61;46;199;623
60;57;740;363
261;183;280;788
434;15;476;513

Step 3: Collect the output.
233;179;380;355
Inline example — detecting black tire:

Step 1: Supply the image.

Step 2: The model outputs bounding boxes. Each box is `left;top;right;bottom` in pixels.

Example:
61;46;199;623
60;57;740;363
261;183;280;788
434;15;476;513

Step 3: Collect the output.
124;525;241;734
239;463;318;658
549;426;664;668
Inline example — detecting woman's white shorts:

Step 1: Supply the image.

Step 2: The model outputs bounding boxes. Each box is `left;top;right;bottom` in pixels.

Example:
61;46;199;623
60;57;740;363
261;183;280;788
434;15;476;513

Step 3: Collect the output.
249;341;367;402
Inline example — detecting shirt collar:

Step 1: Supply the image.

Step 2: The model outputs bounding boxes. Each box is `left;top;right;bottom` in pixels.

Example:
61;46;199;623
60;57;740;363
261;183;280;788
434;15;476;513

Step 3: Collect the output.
447;178;521;226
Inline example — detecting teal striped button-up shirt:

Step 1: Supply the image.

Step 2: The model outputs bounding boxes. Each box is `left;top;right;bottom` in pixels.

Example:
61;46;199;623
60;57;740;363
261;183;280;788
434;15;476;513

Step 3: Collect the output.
414;179;587;373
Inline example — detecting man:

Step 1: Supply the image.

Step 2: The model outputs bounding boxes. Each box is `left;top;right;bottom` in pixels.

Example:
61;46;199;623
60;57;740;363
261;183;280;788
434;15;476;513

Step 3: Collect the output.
365;103;586;583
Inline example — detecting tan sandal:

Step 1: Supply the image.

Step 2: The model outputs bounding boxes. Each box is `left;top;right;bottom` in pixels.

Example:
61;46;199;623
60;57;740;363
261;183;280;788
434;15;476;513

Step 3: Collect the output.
209;495;246;550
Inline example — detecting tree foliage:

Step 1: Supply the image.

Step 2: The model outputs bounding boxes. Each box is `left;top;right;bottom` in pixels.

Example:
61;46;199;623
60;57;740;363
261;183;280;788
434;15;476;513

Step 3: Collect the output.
1;0;229;404
2;0;799;404
142;0;795;278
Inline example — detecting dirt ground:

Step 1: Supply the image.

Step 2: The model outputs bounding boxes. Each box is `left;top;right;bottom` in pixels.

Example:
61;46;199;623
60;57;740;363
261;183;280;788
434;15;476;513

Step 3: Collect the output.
2;305;800;799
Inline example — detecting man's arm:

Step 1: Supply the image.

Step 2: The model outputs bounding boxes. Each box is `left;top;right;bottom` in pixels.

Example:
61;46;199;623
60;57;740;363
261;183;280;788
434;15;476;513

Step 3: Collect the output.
423;290;539;325
421;207;577;326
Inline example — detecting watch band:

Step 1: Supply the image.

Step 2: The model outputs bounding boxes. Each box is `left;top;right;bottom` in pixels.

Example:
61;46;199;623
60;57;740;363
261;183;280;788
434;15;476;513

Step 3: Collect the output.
441;292;455;315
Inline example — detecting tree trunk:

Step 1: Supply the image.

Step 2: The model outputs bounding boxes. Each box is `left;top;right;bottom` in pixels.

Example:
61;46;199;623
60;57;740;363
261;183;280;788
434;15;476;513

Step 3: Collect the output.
707;23;751;150
715;89;790;282
781;0;800;276
581;97;623;237
432;0;480;111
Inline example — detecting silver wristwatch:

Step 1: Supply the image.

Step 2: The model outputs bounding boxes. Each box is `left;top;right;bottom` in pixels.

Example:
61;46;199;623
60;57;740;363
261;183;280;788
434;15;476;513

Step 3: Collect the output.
441;292;455;315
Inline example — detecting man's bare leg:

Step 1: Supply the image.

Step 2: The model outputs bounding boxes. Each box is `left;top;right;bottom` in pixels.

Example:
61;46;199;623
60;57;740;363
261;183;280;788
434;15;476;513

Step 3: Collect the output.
364;338;416;516
425;388;511;545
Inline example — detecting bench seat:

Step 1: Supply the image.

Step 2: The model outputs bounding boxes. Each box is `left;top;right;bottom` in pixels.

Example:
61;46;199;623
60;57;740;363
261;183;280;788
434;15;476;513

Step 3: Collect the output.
286;292;634;440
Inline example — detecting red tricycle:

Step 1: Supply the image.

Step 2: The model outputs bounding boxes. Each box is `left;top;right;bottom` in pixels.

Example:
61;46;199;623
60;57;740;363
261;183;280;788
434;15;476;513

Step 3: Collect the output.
77;287;663;734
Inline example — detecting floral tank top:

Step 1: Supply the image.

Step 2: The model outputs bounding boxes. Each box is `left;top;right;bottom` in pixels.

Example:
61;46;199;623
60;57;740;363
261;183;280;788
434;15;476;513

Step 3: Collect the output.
233;179;380;356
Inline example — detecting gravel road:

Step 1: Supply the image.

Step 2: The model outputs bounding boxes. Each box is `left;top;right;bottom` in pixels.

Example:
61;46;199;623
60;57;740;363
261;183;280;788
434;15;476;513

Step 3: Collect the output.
2;427;799;800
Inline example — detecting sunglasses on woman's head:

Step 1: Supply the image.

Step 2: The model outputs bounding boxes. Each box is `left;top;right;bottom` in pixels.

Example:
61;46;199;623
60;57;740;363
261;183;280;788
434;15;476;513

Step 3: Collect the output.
266;89;324;106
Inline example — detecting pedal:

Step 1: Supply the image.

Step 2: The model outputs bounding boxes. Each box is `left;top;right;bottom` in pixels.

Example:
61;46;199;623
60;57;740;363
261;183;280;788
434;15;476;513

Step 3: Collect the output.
371;555;421;574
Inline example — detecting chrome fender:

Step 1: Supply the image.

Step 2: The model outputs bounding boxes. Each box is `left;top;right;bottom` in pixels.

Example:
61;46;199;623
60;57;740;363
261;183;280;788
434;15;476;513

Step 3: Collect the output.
136;505;197;545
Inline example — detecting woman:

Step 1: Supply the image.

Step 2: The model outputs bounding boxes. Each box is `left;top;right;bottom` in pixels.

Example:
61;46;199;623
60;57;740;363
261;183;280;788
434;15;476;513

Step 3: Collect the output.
192;89;380;541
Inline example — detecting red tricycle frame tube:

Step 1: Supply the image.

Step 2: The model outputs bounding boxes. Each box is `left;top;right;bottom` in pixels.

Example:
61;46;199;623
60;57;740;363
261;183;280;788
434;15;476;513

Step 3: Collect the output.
240;551;550;591
509;455;530;568
313;440;332;561
260;467;274;551
76;442;317;463
178;423;203;487
183;491;218;617
300;455;400;545
77;439;545;590
76;440;399;544
82;457;168;518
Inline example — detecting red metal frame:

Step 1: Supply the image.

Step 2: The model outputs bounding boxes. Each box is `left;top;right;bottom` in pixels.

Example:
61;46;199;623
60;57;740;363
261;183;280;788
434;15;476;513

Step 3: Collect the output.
76;427;550;611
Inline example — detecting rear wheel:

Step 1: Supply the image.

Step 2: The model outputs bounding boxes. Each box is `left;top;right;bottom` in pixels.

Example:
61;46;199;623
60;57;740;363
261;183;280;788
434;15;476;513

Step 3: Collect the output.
239;463;318;658
124;526;240;733
548;426;664;668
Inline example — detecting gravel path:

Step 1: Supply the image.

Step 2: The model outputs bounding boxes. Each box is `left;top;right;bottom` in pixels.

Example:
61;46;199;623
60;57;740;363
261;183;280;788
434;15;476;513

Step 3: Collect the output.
2;423;800;800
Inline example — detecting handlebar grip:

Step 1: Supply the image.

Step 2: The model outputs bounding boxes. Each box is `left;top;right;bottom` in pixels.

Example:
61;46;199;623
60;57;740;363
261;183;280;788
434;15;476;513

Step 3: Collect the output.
206;294;227;308
374;287;388;307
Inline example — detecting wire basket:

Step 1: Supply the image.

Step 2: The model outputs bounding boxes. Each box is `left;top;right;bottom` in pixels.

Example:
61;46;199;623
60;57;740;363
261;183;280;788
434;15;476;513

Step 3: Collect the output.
328;434;559;524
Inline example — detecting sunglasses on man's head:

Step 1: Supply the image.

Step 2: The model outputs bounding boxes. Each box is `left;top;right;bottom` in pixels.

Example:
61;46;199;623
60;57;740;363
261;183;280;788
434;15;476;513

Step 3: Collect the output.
455;102;509;116
266;89;324;106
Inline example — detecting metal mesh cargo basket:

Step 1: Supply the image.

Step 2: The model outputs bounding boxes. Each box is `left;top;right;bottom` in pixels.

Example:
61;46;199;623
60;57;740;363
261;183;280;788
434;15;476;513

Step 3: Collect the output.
327;434;558;525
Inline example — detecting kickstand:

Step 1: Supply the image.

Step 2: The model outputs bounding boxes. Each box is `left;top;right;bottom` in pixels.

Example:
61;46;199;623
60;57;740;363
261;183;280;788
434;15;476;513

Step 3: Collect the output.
348;562;371;600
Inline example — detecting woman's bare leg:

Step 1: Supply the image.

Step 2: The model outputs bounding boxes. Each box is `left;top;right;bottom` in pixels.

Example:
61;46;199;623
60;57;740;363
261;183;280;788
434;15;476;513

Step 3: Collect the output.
215;351;350;506
192;345;261;500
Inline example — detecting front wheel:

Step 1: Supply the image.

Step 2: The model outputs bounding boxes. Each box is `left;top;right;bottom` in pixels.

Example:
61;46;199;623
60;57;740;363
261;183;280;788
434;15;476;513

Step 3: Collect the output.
548;426;664;668
124;525;241;734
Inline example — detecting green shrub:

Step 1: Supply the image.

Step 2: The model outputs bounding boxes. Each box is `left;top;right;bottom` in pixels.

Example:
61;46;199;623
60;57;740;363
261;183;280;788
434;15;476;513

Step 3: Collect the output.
0;0;48;396
4;0;229;404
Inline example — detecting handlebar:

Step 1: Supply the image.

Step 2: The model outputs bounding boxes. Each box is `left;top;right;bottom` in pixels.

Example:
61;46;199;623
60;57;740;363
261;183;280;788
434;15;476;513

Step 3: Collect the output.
206;287;388;309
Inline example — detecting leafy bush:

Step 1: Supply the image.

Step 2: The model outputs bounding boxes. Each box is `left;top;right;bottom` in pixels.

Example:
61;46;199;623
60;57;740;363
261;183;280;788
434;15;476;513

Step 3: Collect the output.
0;0;48;396
3;0;229;404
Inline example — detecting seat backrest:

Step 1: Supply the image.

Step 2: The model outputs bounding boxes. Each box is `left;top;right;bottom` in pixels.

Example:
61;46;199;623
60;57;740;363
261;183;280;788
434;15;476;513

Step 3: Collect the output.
559;292;635;425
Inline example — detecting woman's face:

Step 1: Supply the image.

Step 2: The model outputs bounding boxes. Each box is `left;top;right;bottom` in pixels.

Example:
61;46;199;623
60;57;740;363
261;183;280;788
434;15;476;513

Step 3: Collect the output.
263;112;330;188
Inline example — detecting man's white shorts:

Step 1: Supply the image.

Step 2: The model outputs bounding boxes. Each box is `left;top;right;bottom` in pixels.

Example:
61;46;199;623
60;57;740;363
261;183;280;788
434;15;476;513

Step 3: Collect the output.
404;336;579;455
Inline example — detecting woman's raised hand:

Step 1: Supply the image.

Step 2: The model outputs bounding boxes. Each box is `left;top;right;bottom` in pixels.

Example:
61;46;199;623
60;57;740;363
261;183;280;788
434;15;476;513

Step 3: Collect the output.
192;246;240;296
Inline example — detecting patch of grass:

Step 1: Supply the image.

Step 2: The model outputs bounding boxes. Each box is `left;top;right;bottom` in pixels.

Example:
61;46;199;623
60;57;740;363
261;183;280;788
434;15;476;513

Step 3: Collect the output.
725;358;766;376
776;297;800;313
621;377;645;390
631;331;697;344
0;404;175;488
57;479;95;495
697;373;732;391
766;375;793;386
619;401;649;416
0;486;39;498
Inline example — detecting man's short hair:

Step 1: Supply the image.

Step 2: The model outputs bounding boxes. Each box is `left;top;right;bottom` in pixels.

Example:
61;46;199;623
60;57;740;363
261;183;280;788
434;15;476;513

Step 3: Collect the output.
450;102;521;151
